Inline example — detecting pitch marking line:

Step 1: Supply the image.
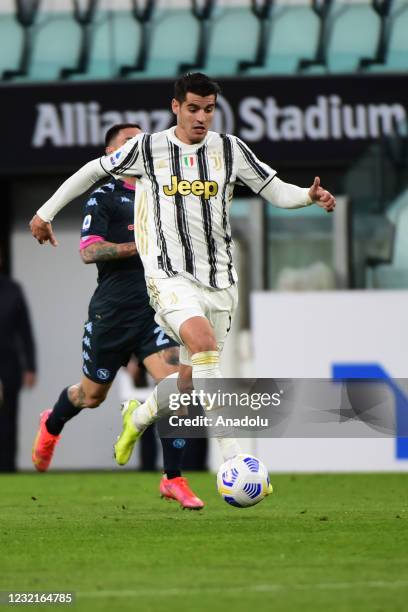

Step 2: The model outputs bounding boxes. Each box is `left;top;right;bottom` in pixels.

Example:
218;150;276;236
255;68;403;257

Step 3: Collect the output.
79;581;408;598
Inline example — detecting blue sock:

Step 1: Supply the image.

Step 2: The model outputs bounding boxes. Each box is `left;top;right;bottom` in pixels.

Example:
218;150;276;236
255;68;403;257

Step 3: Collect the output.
46;387;82;435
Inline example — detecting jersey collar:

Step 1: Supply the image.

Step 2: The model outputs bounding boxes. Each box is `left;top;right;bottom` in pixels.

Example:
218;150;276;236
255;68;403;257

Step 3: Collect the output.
166;126;212;151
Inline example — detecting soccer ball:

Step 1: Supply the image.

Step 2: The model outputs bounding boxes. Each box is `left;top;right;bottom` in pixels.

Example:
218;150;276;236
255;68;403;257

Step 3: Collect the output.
217;454;273;508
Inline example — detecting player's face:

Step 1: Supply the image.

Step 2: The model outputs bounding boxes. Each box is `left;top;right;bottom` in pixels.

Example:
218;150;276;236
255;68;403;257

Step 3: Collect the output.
172;93;216;144
105;126;141;154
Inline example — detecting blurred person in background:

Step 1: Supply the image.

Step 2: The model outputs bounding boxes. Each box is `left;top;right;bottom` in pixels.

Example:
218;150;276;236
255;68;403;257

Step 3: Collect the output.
0;248;37;472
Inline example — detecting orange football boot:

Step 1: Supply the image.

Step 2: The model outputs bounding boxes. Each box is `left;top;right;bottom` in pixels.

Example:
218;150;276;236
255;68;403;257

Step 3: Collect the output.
160;476;204;510
32;410;61;472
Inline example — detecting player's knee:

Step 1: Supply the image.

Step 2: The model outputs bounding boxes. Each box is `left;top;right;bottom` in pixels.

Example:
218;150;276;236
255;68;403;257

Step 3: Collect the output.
190;336;218;354
186;328;217;354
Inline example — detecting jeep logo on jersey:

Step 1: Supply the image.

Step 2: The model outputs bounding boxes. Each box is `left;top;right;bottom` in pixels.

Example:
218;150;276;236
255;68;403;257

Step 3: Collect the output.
163;176;218;199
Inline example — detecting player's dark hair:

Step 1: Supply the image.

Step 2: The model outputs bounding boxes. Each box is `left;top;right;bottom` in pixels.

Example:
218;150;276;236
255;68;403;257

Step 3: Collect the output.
104;123;141;147
174;73;221;103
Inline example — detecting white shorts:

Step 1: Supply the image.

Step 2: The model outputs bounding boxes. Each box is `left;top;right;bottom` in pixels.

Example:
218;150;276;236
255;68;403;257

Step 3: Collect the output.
146;275;238;366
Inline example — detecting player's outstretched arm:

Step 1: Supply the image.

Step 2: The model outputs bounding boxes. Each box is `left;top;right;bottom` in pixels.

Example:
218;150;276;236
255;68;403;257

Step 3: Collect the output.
30;158;106;245
234;137;335;212
80;241;137;264
263;175;336;212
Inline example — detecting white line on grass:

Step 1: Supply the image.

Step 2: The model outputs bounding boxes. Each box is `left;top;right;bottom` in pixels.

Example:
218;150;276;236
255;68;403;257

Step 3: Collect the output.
78;581;408;598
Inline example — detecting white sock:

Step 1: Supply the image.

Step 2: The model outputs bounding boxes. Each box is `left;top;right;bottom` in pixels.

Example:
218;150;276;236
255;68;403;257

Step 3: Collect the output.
191;350;241;461
191;350;222;379
130;373;179;431
217;438;242;461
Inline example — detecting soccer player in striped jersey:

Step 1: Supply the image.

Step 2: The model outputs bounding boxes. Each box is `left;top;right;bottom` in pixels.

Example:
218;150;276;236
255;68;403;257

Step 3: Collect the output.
31;123;204;509
30;73;336;465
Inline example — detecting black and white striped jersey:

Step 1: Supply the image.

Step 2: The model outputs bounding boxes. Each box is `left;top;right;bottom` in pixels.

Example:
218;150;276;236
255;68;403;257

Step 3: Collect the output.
100;127;300;289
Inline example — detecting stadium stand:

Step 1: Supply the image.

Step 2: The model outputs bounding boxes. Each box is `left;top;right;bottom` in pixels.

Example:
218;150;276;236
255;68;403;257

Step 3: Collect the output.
244;2;320;75
380;0;408;71
1;0;408;81
326;1;381;72
29;13;81;80
122;7;199;79
2;0;39;80
199;5;259;76
366;187;408;287
301;0;382;74
0;7;24;77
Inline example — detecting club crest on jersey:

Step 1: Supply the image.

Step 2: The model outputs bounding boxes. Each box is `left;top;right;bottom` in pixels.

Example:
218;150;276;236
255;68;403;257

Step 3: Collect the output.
209;151;223;171
154;159;168;169
163;176;218;200
183;155;195;168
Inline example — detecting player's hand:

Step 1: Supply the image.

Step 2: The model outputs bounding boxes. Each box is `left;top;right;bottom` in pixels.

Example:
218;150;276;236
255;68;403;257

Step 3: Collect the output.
308;177;336;213
29;214;58;246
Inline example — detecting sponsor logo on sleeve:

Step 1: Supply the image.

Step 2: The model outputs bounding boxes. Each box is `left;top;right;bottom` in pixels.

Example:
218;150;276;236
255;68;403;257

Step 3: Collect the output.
109;150;125;167
82;214;92;231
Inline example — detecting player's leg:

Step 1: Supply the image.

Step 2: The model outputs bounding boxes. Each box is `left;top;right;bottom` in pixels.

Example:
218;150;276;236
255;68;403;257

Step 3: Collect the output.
114;318;181;464
32;318;120;472
114;282;199;465
144;348;187;481
46;376;112;432
166;282;242;460
32;376;113;472
115;277;240;462
113;311;204;507
143;348;186;476
143;349;204;509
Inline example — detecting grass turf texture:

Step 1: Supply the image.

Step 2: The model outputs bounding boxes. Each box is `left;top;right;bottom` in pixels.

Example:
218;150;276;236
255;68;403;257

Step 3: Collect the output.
0;473;407;612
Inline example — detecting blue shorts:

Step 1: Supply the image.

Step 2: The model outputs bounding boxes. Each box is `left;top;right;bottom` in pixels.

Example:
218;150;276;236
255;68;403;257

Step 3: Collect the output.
81;311;178;384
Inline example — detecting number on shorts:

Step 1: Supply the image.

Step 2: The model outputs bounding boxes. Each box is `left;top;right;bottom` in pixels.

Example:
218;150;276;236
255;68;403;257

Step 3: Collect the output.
154;326;170;346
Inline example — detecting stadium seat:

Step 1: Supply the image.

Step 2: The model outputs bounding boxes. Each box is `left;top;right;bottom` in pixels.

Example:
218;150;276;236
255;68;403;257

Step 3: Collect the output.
366;188;408;288
67;11;141;80
246;4;319;76
386;188;408;266
28;14;81;81
382;2;408;71
203;7;259;76
124;10;198;79
326;2;381;73
0;12;24;77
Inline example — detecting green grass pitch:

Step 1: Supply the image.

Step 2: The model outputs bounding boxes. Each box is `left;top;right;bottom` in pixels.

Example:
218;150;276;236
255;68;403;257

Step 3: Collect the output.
0;472;407;612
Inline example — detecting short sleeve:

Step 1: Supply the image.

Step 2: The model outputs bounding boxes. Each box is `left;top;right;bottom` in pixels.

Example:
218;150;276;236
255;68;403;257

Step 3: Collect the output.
80;188;113;242
234;137;277;195
100;134;144;177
